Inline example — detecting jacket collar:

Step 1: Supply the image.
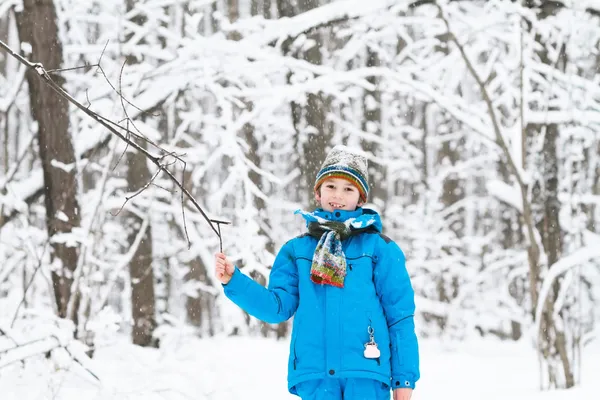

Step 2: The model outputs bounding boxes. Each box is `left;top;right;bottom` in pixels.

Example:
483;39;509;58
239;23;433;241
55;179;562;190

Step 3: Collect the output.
295;207;383;233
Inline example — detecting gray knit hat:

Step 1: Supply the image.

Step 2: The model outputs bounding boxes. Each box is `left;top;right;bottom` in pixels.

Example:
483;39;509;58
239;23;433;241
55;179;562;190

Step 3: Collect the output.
314;145;369;202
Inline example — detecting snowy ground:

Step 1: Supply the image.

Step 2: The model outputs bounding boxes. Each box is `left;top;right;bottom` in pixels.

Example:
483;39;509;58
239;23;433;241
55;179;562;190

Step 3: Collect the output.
0;334;598;400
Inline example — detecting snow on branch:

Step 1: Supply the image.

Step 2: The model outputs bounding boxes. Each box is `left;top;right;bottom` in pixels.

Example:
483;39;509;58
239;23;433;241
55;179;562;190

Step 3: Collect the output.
434;1;543;270
487;179;523;213
244;0;419;48
534;245;600;342
0;323;100;382
434;2;528;189
0;0;18;19
527;110;600;125
0;336;59;369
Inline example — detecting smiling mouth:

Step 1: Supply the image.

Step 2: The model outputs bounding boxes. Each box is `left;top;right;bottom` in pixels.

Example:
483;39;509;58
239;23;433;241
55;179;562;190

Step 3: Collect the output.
330;202;345;209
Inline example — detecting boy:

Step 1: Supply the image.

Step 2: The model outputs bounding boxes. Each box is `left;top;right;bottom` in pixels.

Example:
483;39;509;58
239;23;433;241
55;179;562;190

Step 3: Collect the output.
215;145;420;400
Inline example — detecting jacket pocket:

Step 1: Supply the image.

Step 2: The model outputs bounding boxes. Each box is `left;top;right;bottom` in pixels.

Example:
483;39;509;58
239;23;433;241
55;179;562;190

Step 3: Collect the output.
344;256;376;295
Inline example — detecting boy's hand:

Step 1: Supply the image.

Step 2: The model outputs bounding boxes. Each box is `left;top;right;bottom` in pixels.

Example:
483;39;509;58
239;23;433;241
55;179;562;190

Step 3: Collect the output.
393;388;412;400
215;253;235;284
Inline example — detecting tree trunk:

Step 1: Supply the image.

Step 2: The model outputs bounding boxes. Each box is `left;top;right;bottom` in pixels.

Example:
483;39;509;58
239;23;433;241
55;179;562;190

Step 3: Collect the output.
124;0;157;347
525;0;575;388
275;0;303;208
275;0;295;19
225;0;288;339
125;144;157;347
16;0;81;323
243;104;287;338
180;166;215;336
534;120;574;388
185;257;213;334
432;31;463;333
293;0;334;205
498;146;525;340
361;47;386;208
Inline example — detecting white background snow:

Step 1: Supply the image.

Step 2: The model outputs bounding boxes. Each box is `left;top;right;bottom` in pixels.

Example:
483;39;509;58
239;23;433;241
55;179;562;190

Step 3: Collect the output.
1;334;599;399
1;0;600;398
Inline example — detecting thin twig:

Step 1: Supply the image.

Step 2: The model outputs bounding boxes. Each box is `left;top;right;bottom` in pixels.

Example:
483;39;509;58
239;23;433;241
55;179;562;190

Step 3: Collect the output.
46;64;95;74
181;160;189;247
63;346;101;382
10;242;50;328
0;133;36;191
66;139;120;321
85;89;91;108
0;39;223;242
112;167;162;217
150;182;174;193
112;119;131;171
210;219;231;253
96;40;109;74
118;59;149;138
0;326;19;347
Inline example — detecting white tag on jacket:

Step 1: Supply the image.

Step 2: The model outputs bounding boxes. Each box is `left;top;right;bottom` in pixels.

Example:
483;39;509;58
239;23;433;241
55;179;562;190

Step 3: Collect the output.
364;343;380;359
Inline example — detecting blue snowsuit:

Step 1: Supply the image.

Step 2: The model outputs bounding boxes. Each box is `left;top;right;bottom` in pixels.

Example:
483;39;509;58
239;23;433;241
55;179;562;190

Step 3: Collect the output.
223;207;420;397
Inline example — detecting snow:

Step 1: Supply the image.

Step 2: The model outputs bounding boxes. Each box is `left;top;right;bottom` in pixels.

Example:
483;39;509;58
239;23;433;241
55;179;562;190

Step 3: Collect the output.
244;0;402;47
1;0;600;398
534;244;600;335
0;335;598;399
486;179;523;213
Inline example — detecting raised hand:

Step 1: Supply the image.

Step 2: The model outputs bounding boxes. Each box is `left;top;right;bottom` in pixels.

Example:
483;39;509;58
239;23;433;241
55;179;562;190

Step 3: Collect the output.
215;252;235;284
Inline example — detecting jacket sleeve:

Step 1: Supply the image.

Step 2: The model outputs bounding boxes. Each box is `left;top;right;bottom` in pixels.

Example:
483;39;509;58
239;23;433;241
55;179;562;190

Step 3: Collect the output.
373;236;420;390
222;240;299;324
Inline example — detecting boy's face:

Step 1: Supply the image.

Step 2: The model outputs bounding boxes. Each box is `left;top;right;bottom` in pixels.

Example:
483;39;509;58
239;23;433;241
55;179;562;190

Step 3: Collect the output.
315;177;363;212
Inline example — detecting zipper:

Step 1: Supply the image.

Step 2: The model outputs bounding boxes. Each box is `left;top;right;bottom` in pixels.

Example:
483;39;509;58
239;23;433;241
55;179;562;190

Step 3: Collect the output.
346;255;373;261
293;346;298;370
292;317;300;370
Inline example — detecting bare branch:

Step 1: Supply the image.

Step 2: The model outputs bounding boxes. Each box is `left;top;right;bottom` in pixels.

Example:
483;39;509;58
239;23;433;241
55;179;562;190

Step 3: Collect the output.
0;38;220;241
93;213;151;313
433;1;540;255
0;133;113;230
112;167;162;217
10;242;50;328
0;334;100;383
433;1;545;325
0;133;35;191
46;64;94;74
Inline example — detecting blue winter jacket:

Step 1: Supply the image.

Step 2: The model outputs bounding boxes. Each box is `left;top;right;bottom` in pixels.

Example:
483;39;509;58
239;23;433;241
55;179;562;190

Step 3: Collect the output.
223;207;420;394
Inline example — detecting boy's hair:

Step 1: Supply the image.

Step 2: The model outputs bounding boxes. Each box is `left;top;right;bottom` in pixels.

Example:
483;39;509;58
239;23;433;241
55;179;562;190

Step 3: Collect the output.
314;145;369;202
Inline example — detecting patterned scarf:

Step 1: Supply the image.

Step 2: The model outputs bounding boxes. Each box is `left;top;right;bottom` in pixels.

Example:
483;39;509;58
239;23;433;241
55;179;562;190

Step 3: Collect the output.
307;221;374;288
295;209;382;288
308;222;350;287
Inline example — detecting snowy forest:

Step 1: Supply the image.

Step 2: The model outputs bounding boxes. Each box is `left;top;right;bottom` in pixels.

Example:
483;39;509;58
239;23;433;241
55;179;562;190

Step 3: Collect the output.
1;0;600;398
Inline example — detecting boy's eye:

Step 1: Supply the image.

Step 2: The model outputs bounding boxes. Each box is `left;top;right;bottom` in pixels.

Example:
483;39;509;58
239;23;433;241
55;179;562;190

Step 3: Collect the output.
326;184;335;189
345;187;355;191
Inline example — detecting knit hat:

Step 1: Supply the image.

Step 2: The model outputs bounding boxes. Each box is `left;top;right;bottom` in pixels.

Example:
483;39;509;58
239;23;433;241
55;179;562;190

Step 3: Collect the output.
314;145;369;203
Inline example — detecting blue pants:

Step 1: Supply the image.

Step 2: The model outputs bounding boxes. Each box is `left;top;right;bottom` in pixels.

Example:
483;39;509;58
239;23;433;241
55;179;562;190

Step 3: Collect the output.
294;378;390;400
